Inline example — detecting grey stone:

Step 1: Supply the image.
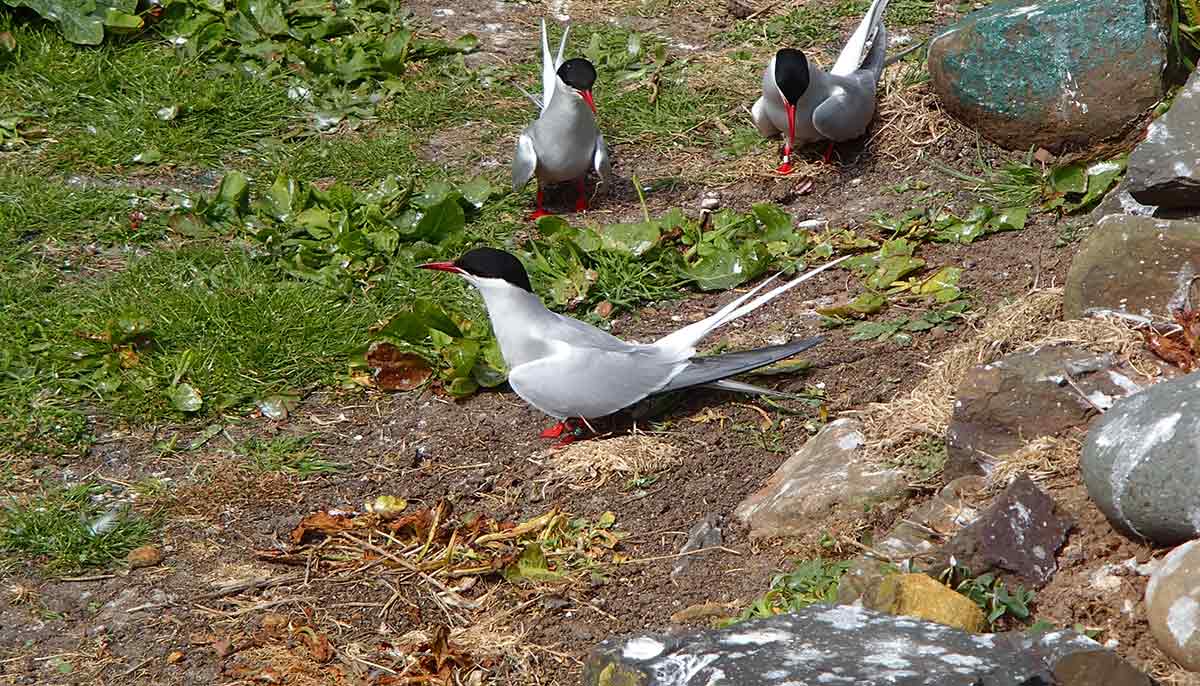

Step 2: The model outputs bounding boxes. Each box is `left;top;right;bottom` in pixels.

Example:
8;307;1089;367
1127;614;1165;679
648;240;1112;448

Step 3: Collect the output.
927;0;1165;152
1145;539;1200;670
1054;649;1158;686
670;514;722;581
1064;215;1200;319
584;604;1142;686
934;475;1074;588
1082;371;1200;546
945;345;1142;481
1088;179;1158;226
1129;69;1200;208
733;419;907;538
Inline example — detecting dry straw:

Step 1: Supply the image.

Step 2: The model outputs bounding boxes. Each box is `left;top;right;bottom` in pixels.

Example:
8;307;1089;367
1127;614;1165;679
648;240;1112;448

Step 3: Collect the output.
547;434;683;487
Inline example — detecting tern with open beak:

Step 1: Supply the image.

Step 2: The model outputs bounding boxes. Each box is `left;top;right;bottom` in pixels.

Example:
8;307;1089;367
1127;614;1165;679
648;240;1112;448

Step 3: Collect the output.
420;248;848;445
512;20;612;221
751;0;891;173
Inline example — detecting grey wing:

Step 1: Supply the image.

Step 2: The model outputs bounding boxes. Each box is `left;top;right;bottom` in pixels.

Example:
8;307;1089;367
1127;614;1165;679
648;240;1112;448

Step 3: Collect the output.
812;74;879;142
547;311;641;353
593;133;612;185
507;345;681;419
512;132;538;191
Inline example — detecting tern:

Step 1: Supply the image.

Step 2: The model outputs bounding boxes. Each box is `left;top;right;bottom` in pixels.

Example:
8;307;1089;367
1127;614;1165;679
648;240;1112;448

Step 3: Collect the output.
751;0;891;173
420;248;848;444
512;20;612;221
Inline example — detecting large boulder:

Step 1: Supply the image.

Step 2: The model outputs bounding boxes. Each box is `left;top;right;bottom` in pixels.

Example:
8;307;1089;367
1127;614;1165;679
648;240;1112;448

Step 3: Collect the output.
928;0;1165;151
1145;539;1200;670
1128;69;1200;208
1064;215;1200;319
734;419;907;538
945;345;1142;481
584;605;1148;686
1082;371;1200;546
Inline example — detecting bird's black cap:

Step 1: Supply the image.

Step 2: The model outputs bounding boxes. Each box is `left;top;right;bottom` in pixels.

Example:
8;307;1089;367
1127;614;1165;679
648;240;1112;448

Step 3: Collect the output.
557;58;597;92
455;247;533;292
774;49;810;105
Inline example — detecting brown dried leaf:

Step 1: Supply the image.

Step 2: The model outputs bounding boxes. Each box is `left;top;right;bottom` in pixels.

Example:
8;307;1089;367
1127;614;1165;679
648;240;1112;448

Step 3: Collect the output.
1145;331;1196;372
295;626;334;663
289;511;358;544
366;342;433;392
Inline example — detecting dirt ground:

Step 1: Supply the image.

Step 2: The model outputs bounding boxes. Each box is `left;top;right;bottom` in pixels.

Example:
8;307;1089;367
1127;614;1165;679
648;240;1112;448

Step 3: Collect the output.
3;1;1194;685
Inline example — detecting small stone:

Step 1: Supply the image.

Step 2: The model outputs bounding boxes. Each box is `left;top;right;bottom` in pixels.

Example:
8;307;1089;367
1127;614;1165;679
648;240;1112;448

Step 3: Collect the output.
671;514;722;580
213;639;234;658
1082;371;1200;545
669;602;738;624
127;545;164;568
166;650;184;664
866;573;986;633
934;475;1073;588
1146;540;1200;670
1053;648;1156;686
734;419;907;538
261;612;288;635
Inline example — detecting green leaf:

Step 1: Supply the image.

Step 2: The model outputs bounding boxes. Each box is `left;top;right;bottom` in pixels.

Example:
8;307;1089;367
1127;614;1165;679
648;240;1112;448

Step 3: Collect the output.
914;266;962;302
1050;163;1087;194
601;222;661;256
102;8;142;32
414;198;465;244
215;171;250;214
990;207;1028;232
457;177;492;209
752;203;792;236
167;383;202;413
867;255;925;290
247;0;288;36
850;320;903;342
131;147;162;164
503;543;562;584
816;291;886;319
380;28;412;75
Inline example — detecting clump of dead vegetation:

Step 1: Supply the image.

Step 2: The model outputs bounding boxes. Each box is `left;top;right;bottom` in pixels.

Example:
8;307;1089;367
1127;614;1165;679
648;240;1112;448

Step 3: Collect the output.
545;434;683;487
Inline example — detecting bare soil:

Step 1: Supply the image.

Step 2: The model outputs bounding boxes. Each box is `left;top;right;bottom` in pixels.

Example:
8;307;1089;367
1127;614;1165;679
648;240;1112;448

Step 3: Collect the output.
3;1;1188;685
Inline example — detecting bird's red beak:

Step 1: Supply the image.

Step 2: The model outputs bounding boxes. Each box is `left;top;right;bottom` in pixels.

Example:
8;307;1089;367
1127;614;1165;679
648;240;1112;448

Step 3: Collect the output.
581;90;596;114
778;102;797;175
417;261;463;274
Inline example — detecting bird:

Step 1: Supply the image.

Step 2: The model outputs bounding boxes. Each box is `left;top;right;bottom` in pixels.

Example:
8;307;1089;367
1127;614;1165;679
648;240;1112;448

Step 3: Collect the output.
512;19;612;221
419;247;848;445
751;0;891;174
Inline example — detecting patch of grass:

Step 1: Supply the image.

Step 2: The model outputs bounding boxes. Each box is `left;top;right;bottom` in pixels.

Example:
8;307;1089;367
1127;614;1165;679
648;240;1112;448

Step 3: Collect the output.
728;558;851;624
720;0;933;49
239;434;345;477
0;171;170;249
0;483;157;572
0;243;478;423
0;20;296;172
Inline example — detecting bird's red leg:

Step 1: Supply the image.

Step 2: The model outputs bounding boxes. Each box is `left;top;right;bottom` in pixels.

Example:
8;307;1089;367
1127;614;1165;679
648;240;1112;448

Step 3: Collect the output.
823;141;835;164
540;420;567;439
528;183;551;221
574;179;588;212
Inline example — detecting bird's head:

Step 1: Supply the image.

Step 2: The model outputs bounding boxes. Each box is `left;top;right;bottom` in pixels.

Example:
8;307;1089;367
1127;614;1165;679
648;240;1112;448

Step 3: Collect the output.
557;57;598;114
418;247;533;294
773;49;810;107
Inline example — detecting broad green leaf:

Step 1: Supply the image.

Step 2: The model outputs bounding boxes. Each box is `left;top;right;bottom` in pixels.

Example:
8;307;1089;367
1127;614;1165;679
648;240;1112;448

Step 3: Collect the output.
503;543;562;584
849;321;902;342
414;198;465;244
914;266;962;302
260;174;297;221
601;222;661;256
752;203;792;236
247;0;288;36
102;8;142;32
867;255;925;290
215;171;250;213
167;383;202;413
443;376;479;397
131;147;162;164
380;28;412;75
1050;164;1087;194
990;207;1028;232
457;177;492;209
816;291;886;319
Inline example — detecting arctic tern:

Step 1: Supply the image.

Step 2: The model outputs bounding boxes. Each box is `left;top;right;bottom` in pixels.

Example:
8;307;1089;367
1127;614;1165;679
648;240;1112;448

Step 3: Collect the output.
512;20;612;221
751;0;891;173
420;248;848;444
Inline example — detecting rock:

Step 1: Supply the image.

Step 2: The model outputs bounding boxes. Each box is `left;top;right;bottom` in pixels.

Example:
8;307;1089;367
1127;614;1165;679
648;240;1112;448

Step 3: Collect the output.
1053;648;1158;686
1146;539;1200;670
127;545;164;569
671;514;721;580
1082;371;1200;545
1064;215;1200;319
584;604;1144;686
734;419;907;538
865;573;986;633
1128;69;1200;208
927;0;1165;151
945;345;1141;481
1089;179;1159;226
836;557;897;606
935;475;1073;588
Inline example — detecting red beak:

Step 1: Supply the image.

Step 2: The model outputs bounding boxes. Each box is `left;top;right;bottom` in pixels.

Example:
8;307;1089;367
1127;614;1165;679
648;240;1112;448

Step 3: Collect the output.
581;90;596;114
784;102;796;152
417;261;463;274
